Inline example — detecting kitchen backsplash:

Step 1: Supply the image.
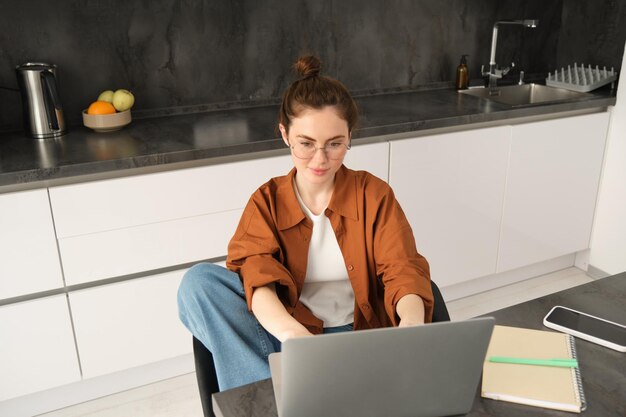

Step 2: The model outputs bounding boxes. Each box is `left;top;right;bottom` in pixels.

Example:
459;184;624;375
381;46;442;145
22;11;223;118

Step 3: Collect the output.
0;0;624;132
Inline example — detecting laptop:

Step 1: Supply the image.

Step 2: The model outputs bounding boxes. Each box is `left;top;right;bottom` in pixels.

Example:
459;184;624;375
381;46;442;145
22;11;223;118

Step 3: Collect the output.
269;317;494;417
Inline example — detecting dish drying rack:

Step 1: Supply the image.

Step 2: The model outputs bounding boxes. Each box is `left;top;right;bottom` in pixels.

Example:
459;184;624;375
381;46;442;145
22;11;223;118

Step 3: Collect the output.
546;63;617;92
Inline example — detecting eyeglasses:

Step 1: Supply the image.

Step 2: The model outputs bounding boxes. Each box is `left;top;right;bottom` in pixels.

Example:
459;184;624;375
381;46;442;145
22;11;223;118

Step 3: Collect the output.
288;140;351;160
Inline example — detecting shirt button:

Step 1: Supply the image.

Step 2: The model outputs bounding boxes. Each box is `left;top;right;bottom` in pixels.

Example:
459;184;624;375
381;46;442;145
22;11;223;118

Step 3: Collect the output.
347;265;354;271
362;304;370;310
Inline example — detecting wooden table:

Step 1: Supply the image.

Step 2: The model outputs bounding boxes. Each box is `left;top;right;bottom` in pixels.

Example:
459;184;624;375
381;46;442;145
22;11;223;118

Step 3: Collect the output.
213;272;626;417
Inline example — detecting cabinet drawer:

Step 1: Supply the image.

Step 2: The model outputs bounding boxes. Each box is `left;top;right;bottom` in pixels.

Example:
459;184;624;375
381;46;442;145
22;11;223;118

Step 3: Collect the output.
0;296;80;400
49;154;293;238
59;209;241;285
0;189;64;299
69;270;191;378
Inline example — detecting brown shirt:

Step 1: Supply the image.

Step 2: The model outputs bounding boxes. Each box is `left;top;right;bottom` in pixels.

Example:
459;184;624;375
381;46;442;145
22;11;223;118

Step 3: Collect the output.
226;165;433;334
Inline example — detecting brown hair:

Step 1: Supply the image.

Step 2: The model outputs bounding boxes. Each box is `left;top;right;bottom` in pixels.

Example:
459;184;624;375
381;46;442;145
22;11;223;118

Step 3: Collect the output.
278;55;359;134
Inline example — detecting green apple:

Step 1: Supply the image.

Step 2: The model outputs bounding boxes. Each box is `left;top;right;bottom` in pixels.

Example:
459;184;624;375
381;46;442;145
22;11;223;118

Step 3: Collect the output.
112;89;135;112
97;90;115;103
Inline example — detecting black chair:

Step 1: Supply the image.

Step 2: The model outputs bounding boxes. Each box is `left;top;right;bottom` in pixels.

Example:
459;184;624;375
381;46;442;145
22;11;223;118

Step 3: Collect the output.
192;280;450;417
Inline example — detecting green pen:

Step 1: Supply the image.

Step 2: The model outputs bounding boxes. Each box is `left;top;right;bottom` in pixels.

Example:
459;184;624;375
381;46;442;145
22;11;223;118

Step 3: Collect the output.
488;356;579;368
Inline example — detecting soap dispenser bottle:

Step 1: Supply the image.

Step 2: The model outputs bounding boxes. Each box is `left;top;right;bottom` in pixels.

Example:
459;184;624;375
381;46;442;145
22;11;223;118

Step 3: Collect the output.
455;55;469;90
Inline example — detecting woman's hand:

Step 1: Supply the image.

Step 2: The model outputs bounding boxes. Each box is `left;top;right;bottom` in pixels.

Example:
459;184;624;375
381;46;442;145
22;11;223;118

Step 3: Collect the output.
396;293;426;327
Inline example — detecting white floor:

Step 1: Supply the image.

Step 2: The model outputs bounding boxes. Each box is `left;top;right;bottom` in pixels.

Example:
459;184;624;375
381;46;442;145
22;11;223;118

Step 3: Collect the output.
446;266;594;320
39;267;594;417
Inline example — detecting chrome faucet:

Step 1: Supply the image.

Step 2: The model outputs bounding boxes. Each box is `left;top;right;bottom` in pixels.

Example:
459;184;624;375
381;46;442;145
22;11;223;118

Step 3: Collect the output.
482;19;539;88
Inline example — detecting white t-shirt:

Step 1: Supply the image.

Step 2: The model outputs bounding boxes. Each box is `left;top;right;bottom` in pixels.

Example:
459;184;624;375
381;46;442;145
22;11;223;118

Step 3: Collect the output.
294;183;355;327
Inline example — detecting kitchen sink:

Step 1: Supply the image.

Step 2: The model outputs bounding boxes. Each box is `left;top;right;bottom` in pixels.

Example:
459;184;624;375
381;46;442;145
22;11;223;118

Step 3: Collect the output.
458;83;591;106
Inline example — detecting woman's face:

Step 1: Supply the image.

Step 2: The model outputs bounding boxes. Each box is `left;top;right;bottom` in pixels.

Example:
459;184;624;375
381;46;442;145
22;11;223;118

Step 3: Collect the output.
279;106;351;189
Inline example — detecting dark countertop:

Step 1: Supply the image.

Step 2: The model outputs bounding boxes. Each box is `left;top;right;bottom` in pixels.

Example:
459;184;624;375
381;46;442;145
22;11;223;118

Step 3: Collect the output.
212;272;626;417
0;85;616;192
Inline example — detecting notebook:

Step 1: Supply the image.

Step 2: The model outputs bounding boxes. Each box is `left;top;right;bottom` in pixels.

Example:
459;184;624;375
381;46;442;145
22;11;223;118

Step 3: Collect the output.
482;325;586;413
269;317;495;417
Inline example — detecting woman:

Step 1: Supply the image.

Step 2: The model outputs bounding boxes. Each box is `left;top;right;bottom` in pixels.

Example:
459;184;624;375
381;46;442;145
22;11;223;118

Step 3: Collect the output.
177;55;433;392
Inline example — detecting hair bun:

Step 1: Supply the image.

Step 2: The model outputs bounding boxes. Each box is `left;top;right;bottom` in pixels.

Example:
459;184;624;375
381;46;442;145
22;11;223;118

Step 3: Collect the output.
293;55;321;80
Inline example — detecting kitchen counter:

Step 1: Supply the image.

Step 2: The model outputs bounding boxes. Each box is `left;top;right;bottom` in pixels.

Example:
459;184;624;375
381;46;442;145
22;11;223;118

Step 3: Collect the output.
0;85;616;193
0;83;618;415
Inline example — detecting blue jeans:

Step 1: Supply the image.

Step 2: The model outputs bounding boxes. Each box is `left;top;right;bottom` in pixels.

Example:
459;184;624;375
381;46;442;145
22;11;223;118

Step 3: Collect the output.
177;263;352;391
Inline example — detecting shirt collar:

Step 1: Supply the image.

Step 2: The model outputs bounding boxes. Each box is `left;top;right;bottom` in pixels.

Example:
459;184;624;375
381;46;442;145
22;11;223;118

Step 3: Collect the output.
275;165;358;231
276;168;307;230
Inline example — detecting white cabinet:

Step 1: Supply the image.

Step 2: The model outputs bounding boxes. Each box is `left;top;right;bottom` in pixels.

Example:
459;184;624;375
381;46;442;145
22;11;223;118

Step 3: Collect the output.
497;112;610;272
0;189;64;299
388;113;610;286
389;127;510;286
59;209;242;285
49;155;293;285
69;269;190;378
49;155;293;239
0;296;81;400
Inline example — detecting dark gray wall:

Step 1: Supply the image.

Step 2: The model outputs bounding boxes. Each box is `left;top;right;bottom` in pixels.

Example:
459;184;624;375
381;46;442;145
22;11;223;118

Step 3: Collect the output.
557;0;626;70
0;0;624;132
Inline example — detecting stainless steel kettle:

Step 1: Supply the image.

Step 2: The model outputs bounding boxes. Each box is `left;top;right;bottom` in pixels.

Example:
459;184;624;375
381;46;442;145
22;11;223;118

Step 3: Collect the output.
16;62;67;139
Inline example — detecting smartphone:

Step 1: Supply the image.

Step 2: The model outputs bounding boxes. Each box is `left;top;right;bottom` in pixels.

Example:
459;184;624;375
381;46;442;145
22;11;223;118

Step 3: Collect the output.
543;305;626;352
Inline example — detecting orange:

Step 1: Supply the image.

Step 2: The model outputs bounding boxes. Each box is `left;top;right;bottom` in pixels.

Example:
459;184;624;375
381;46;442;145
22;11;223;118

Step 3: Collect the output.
87;100;116;115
